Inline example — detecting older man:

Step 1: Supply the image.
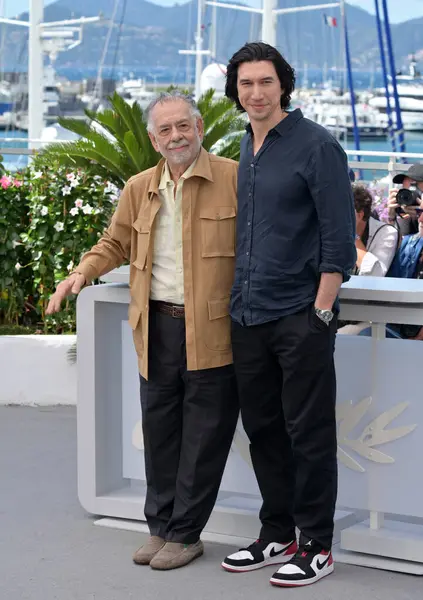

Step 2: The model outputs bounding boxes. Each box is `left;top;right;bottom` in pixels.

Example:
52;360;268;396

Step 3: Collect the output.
47;91;239;570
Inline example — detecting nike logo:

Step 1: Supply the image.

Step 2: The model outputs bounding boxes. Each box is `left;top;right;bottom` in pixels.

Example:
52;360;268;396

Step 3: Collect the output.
316;553;331;570
269;543;292;558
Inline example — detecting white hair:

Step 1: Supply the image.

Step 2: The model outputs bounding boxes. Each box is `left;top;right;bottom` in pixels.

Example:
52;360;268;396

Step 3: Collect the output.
144;90;201;132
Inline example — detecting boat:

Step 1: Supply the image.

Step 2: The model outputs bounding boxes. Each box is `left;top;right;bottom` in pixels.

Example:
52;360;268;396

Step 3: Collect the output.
115;78;155;109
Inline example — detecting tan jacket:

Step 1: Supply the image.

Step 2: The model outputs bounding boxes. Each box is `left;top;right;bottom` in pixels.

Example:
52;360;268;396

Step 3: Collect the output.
75;148;238;379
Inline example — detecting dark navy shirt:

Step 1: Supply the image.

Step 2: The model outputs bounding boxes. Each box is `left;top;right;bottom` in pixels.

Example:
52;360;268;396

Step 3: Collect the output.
231;109;356;326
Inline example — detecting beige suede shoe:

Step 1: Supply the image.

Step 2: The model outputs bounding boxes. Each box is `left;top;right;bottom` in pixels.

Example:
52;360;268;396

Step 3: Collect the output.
133;536;166;565
149;541;204;570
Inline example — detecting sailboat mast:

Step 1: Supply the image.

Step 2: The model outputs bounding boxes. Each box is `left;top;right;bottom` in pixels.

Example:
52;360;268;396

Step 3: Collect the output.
381;0;406;153
29;0;44;147
340;0;361;164
262;0;277;46
195;0;204;100
210;2;217;61
374;0;396;152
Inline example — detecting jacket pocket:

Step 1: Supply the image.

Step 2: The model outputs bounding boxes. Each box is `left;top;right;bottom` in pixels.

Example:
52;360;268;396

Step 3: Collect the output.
200;206;236;258
204;296;231;351
128;302;143;353
132;216;150;270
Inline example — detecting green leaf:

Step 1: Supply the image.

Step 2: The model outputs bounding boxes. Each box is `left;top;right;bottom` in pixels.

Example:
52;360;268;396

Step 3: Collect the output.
123;131;143;172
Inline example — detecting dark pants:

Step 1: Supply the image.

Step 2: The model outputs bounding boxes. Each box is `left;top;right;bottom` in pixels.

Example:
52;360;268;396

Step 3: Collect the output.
232;304;338;550
140;305;239;544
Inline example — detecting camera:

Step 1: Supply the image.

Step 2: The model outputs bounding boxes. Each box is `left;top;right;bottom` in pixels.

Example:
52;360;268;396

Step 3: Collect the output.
395;187;422;214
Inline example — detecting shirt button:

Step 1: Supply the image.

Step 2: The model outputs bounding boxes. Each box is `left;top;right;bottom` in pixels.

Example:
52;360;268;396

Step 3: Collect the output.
250;163;254;168
244;280;248;285
248;221;251;226
246;252;249;256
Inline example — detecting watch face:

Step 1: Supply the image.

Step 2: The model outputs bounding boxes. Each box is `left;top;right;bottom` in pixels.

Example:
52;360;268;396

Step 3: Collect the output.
316;309;333;322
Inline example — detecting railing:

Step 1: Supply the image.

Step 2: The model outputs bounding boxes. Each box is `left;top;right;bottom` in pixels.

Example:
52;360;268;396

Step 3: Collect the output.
1;139;52;170
2;143;423;182
346;149;423;181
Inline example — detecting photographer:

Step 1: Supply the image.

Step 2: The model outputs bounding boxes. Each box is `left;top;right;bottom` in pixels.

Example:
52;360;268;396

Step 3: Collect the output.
354;184;398;276
338;184;398;336
387;163;423;236
352;207;423;340
386;208;423;340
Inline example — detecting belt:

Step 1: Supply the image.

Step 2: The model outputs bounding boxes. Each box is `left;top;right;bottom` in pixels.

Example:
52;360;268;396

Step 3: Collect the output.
151;300;185;319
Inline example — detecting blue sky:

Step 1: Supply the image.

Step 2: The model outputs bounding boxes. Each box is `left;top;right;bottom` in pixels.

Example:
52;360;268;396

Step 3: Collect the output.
3;0;423;23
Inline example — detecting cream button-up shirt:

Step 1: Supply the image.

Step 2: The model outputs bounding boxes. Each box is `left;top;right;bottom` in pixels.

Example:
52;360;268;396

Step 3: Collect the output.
150;158;196;304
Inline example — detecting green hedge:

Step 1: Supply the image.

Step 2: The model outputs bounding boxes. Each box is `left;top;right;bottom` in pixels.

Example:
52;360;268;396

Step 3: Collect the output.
0;158;120;333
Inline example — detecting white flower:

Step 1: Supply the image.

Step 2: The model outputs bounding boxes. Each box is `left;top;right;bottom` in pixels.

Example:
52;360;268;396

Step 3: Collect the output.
40;206;48;216
93;208;101;215
75;198;83;208
12;240;21;248
66;173;75;181
62;186;71;196
82;204;93;215
15;262;21;271
93;175;103;183
32;171;43;180
67;261;74;272
70;177;80;188
69;207;79;216
54;222;64;232
105;182;120;196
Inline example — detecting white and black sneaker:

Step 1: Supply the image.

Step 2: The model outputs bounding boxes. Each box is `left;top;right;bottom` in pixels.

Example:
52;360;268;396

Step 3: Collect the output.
221;539;298;573
269;538;334;587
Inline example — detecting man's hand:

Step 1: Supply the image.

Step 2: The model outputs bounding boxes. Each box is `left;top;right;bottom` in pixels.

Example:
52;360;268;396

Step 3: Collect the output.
387;188;418;220
46;272;86;315
387;188;400;221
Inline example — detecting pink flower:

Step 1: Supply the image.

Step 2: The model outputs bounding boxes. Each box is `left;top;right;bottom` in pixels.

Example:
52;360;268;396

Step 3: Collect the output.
0;175;11;189
75;198;83;208
13;180;23;188
66;173;75;181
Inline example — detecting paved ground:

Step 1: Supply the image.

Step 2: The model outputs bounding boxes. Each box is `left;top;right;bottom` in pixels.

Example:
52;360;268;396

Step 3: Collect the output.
0;406;421;600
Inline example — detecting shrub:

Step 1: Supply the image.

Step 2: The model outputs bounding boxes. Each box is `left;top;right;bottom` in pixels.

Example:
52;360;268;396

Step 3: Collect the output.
19;158;120;332
0;171;32;325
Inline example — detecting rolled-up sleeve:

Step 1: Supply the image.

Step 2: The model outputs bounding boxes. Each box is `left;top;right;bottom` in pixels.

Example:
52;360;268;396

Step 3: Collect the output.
305;141;357;281
359;224;398;276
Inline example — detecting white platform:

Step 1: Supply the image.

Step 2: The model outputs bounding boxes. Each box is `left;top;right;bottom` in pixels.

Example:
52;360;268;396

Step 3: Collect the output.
95;509;356;549
0;334;77;406
78;275;423;574
342;519;423;564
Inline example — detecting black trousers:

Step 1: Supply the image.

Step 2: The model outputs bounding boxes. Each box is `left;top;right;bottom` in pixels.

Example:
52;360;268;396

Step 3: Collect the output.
232;304;338;550
140;305;239;544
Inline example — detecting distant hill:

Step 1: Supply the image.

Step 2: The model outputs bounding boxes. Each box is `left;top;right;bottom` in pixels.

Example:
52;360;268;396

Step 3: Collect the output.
2;0;423;77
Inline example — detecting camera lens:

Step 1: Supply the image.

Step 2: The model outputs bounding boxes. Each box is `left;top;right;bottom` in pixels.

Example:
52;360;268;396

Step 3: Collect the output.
396;188;415;206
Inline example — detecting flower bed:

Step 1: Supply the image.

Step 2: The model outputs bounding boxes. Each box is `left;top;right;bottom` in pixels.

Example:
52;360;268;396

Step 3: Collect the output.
0;159;121;332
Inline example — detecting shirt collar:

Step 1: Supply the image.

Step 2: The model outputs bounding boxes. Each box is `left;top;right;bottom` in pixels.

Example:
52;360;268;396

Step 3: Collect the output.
158;158;198;190
246;108;304;137
149;147;213;197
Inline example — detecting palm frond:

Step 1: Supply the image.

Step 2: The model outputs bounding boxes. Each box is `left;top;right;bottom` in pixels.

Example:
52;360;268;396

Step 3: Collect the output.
85;108;127;141
56;117;92;137
37;90;241;185
212;133;243;161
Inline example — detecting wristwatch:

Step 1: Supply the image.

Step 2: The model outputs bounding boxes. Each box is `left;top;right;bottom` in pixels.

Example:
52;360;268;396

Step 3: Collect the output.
314;307;334;326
